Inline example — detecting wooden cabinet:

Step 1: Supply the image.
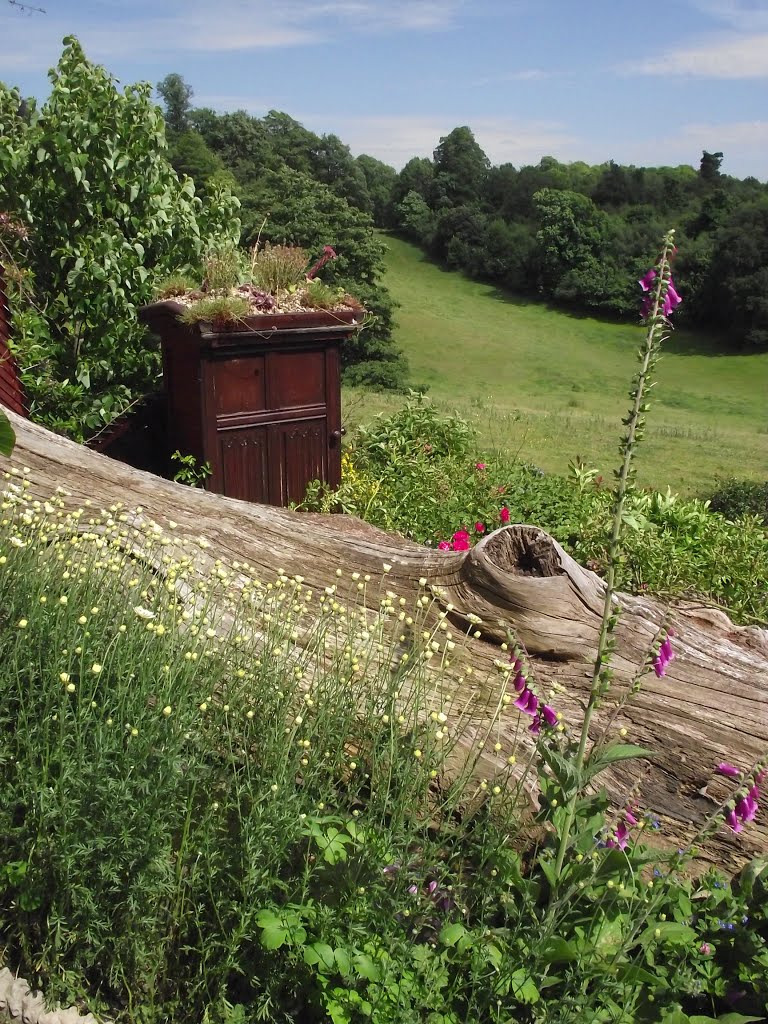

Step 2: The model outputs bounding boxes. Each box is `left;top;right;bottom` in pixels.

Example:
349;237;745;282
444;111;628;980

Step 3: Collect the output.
139;302;360;507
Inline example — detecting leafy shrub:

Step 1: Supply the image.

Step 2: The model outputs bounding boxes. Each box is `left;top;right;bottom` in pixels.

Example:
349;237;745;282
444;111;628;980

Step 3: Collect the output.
0;39;240;440
706;478;768;526
303;398;768;623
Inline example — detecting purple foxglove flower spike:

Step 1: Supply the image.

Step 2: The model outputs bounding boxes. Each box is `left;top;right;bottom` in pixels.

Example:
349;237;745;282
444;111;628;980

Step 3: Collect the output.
541;704;558;727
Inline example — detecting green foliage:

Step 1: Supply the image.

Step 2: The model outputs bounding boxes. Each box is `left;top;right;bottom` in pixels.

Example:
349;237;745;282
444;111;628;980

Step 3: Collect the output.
304;396;768;624
171;450;212;487
299;279;345;311
706;478;768;526
154;273;199;299
0;410;15;456
385;133;768;350
0;38;240;439
179;295;249;327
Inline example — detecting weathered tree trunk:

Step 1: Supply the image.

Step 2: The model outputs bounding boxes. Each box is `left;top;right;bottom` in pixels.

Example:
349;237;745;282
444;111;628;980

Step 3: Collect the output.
3;406;767;873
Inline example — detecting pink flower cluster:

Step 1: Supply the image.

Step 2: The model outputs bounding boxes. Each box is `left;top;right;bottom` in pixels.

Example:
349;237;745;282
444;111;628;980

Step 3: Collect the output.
653;631;675;678
639;267;682;319
437;509;510;551
722;764;766;833
510;656;558;736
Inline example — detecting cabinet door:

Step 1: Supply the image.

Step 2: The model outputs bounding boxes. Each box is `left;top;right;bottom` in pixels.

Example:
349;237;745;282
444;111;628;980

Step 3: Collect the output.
218;426;269;503
269;418;328;506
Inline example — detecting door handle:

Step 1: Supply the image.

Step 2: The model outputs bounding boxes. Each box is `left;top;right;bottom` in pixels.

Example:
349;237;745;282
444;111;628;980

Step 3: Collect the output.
330;426;347;442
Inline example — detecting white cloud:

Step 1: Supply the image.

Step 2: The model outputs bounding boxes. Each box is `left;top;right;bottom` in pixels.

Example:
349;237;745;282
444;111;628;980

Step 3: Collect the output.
0;0;464;69
627;31;768;78
686;0;768;32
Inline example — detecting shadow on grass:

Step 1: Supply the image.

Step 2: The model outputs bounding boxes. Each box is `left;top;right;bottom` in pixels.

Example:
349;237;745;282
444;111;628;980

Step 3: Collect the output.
382;232;757;359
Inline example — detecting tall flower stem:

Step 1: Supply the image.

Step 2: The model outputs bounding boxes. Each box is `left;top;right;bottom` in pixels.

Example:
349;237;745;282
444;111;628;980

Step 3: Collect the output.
552;230;677;885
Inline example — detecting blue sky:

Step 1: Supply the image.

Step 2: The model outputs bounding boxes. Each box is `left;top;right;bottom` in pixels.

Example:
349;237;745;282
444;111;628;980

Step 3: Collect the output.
2;0;767;178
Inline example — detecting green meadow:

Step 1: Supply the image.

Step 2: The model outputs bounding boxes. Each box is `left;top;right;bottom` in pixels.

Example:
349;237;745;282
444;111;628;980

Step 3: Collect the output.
344;234;767;495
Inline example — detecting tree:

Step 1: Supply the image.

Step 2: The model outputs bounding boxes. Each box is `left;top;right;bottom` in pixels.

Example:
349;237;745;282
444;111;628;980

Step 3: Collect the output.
240;165;407;386
432;126;490;208
391;156;435;210
699;150;724;185
167;130;227;192
156;72;193;135
0;38;239;438
706;198;768;350
309;133;371;213
395;190;435;245
356;154;397;226
533;188;609;297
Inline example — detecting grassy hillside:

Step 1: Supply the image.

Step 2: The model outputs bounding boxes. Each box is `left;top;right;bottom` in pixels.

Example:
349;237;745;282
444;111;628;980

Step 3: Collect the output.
343;234;767;495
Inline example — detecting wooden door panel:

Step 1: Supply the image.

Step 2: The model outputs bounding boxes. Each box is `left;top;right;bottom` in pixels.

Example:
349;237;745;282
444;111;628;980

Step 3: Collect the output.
268;350;326;409
213;356;266;416
269;418;328;506
218;426;269;503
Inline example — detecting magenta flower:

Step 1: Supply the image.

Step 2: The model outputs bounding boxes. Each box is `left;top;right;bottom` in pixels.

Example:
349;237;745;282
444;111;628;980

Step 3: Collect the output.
541;704;558;727
735;795;758;823
639;268;657;292
475;462;487;471
438;541;451;551
513;670;527;692
474;521;486;534
699;943;712;955
725;808;744;833
499;507;510;524
653;632;675;677
407;884;418;895
640;268;682;320
663;279;682;316
716;762;742;779
451;529;471;551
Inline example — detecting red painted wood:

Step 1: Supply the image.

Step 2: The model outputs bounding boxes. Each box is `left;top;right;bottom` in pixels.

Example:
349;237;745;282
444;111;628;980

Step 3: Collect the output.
139;302;357;507
0;266;27;418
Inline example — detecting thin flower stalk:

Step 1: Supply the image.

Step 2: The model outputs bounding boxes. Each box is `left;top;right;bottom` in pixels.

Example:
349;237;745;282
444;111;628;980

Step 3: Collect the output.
552;230;678;885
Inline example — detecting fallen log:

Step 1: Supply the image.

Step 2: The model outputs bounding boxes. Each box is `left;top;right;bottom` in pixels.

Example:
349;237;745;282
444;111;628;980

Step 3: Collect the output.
2;405;767;873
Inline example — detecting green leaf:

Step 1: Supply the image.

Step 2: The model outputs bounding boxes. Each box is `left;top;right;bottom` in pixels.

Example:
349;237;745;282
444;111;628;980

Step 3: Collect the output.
259;923;288;950
439;922;467;947
353;953;380;982
638;921;697;947
334;948;352;978
689;1016;765;1023
508;969;540;1004
305;942;335;973
585;744;655;781
0;412;16;457
539;937;578;963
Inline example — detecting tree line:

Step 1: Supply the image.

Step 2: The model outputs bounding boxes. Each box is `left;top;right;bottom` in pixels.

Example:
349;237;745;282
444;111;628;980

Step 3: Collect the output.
160;73;767;353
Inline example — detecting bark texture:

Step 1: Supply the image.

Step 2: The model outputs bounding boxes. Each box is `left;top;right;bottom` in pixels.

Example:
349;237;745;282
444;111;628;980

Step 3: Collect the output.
3;406;767;873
